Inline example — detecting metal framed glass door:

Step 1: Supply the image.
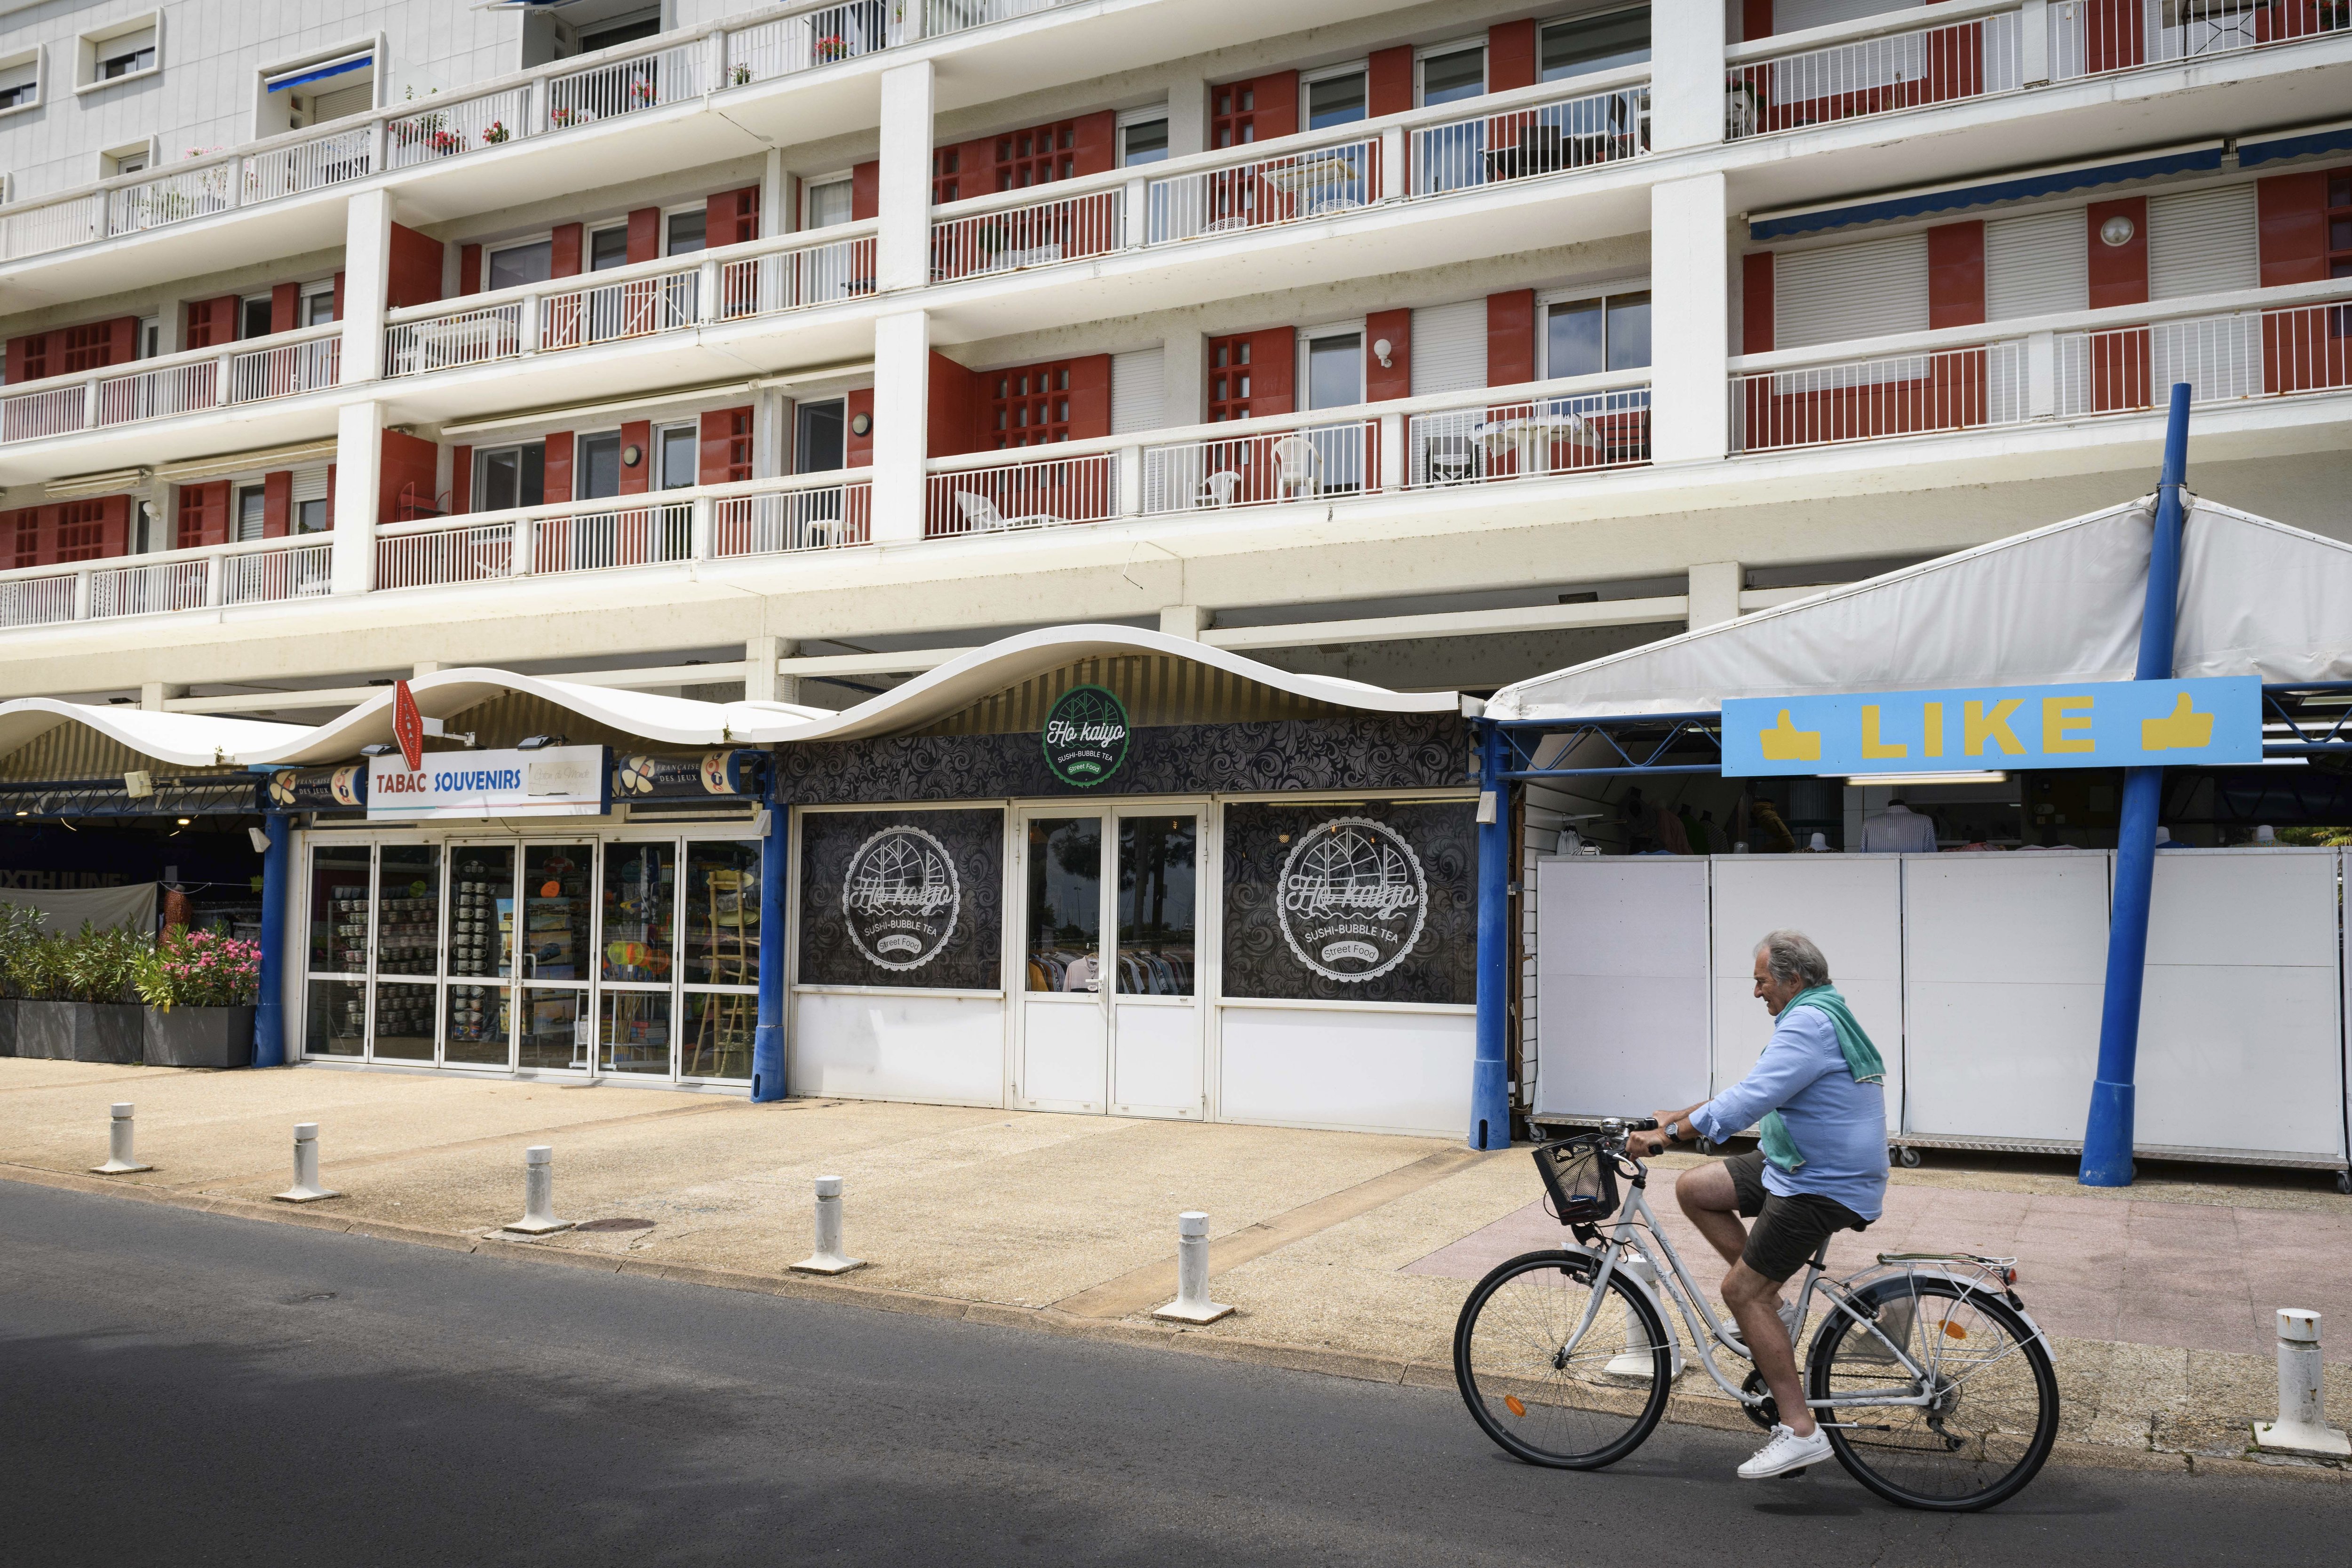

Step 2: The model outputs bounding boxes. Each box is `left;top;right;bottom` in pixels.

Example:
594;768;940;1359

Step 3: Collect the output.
518;841;596;1073
302;841;373;1059
445;842;519;1070
372;843;443;1062
598;836;676;1078
1110;811;1202;1118
1017;810;1109;1111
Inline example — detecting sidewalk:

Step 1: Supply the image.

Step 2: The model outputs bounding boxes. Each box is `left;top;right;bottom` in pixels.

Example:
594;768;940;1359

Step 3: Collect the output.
3;1058;2347;1479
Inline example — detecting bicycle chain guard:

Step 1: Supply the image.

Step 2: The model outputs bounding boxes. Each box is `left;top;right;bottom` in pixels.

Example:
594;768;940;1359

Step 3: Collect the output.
1740;1369;1779;1430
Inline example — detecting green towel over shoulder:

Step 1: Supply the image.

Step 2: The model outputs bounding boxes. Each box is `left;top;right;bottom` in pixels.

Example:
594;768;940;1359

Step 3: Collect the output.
1757;984;1884;1174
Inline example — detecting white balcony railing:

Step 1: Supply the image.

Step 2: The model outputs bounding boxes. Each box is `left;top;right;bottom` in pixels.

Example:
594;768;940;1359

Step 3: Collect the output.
1726;0;2025;139
2051;0;2350;80
386;88;529;170
1411;83;1649;196
0;326;343;446
1408;386;1653;485
546;41;706;129
1142;420;1375;514
931;188;1125;282
0;534;332;631
713;485;873;555
1731;340;2032;450
384;229;874;378
927;451;1120;534
1147;136;1383;246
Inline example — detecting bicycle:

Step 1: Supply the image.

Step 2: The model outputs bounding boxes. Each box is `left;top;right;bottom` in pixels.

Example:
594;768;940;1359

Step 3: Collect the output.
1452;1118;2059;1511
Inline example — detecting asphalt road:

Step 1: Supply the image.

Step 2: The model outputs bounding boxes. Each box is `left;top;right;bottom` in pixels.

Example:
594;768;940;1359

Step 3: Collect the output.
2;1180;2344;1567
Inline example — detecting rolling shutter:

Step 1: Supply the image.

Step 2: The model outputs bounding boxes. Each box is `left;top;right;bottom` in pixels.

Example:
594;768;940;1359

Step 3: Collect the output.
1410;300;1488;395
2148;184;2258;300
1773;234;1928;349
1986;209;2088;320
312;80;375;122
1775;0;1922;31
1111;348;1164;435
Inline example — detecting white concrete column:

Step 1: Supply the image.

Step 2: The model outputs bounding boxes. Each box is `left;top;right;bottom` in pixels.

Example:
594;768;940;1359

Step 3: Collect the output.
340;188;395;385
877;62;935;293
1165;75;1208;159
1687;561;1742;629
331;399;384;596
762;148;791;237
1159;605;1209;640
1649;173;1730;466
744;635;795;702
754;387;790;478
1650;0;1728;151
1162;327;1205;428
871;310;930;543
139;682;186;711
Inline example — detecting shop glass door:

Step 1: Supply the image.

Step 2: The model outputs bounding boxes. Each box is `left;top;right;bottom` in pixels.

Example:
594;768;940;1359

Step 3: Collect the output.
1018;812;1109;1111
372;844;443;1061
518;842;595;1072
445;843;518;1069
303;843;373;1058
680;839;761;1081
600;838;677;1077
1110;813;1201;1117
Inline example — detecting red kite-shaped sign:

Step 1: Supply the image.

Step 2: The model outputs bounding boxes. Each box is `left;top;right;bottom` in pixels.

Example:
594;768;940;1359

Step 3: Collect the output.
392;680;425;773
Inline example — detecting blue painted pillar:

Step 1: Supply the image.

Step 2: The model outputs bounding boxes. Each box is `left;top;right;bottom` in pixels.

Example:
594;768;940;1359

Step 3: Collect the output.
750;786;788;1103
2081;382;2192;1187
253;813;291;1068
1470;721;1511;1150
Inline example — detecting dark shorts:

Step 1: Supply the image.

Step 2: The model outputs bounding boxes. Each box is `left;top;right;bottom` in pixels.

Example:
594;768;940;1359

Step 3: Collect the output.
1724;1149;1869;1283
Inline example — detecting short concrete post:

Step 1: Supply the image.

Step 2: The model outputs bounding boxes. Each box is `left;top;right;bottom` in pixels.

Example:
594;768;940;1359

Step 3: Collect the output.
1604;1256;1684;1378
1152;1210;1234;1324
503;1144;572;1235
273;1122;341;1203
791;1174;866;1274
92;1102;152;1174
2253;1308;2351;1457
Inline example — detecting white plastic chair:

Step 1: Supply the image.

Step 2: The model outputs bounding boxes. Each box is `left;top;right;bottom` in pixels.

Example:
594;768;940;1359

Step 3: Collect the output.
1196;471;1242;509
1271;434;1320;500
954;492;1062;533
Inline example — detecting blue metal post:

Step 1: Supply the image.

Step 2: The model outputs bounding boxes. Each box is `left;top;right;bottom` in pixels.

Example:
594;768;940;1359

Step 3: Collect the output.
2080;382;2192;1187
1470;721;1511;1150
253;813;290;1068
750;789;788;1103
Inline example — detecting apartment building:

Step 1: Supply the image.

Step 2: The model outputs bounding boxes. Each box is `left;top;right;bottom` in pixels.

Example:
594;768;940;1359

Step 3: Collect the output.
0;0;2346;1128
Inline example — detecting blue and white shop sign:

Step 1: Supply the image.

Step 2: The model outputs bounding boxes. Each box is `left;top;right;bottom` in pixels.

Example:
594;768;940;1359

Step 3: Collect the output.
366;745;608;820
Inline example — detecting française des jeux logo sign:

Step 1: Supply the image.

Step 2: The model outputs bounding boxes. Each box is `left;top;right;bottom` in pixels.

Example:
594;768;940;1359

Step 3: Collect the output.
1042;685;1130;788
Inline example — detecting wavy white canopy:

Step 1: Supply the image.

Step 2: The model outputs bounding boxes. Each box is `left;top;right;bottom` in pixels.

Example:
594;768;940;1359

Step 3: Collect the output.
0;624;1465;771
1487;499;2352;722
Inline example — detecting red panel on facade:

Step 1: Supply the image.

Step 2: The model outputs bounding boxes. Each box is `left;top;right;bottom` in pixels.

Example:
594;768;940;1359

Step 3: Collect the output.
1369;47;1414;117
1741;0;1773;41
262;471;292;538
1927;221;1986;329
707;185;760;247
929;352;981;456
2086;197;2148;309
627;208;661;265
177;482;230;550
931;139;998;204
543;431;574;503
381;430;442;525
551;223;583;279
271;283;300;334
186;296;240;350
851;162;879;222
459;244;483;296
330;271;345;321
386;223;446;309
451;445;473;514
844;390;874;467
698;407;755;485
51;497;127;562
1065;353;1111;439
619;420;653;495
2257;171;2329;286
1072;111;1117;178
1742;253;1775;354
1204;329;1295;420
1486;290;1535;385
1365;308;1413;401
1209;72;1297;148
1489;19;1537;92
1;509;35;567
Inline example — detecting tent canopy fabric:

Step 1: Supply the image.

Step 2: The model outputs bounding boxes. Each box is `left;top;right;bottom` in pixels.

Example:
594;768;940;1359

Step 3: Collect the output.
1486;499;2352;722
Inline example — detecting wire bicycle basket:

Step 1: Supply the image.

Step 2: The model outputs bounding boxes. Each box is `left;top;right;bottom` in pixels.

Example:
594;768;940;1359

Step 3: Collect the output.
1533;1133;1621;1237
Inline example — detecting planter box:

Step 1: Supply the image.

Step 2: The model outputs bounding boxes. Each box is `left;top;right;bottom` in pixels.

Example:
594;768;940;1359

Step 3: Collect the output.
18;1001;144;1064
0;998;16;1057
144;1005;255;1069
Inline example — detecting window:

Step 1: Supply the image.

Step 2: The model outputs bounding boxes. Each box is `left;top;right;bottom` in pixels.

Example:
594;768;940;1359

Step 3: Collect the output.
666;208;707;256
1305;65;1367;130
102;142;154;178
102;43;154;80
137;316;160;359
294;467;329;533
1119;115;1169;167
1419;44;1486;108
302;281;337;326
488;240;553;290
298;498;327;533
477;444;546;511
589;225;630;272
0;49;40;116
984;362;1077;449
234;485;268;543
795;399;845;473
658;423;698;488
576;431;623;500
240;295;274;341
1541;5;1651;80
1302;327;1364;410
578;8;662;55
1544;290;1652;377
261;49;373;136
78;17;160;92
804;177;853;230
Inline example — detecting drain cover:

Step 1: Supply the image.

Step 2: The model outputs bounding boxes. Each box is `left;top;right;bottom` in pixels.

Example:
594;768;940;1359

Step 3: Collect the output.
574;1217;655;1233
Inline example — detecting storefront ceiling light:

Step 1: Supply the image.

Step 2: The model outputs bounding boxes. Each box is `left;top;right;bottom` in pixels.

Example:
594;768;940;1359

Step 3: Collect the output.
1844;771;2009;786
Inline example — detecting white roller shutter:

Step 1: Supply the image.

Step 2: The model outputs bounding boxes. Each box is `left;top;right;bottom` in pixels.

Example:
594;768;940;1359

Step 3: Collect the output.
1774;233;1928;349
311;80;376;122
1986;209;2088;320
1774;0;1922;32
1410;299;1487;395
291;467;328;505
1111;347;1164;435
2148;184;2258;300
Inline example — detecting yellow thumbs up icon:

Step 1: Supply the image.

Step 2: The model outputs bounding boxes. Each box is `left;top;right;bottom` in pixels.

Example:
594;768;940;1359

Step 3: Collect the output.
2141;692;2214;752
1758;708;1822;762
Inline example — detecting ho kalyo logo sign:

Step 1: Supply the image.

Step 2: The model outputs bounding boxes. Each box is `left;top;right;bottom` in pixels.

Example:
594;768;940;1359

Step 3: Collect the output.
1276;816;1429;982
1042;685;1130;788
842;824;962;972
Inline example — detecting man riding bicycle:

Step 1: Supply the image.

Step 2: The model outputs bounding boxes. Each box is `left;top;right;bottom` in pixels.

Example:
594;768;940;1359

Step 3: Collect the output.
1637;929;1888;1480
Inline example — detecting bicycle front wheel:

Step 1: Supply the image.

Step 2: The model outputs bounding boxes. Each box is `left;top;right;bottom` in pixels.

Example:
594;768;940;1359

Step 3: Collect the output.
1454;1249;1672;1469
1807;1275;2058;1511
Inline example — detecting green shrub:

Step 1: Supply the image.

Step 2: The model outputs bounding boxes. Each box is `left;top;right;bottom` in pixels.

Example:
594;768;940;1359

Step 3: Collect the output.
7;921;151;1003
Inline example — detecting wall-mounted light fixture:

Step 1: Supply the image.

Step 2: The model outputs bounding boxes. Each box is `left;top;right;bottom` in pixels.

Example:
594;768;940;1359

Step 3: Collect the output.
2098;214;2136;247
622;444;643;467
850;411;872;437
1373;338;1394;368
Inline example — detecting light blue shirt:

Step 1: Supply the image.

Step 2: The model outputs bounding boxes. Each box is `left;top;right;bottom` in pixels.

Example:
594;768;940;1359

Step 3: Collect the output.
1692;1005;1889;1221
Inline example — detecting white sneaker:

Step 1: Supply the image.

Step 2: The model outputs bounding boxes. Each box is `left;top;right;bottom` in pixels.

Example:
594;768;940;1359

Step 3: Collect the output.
1739;1423;1833;1480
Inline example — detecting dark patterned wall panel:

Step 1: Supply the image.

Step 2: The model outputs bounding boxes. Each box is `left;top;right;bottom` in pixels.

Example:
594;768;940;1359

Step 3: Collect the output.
797;808;1004;990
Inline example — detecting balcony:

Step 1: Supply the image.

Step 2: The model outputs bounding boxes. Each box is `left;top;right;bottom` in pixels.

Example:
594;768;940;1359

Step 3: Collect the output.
1727;278;2352;453
0;534;334;632
0;326;342;447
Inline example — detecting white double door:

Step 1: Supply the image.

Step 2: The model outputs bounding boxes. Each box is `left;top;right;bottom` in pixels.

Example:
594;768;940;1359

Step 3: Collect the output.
1014;805;1203;1118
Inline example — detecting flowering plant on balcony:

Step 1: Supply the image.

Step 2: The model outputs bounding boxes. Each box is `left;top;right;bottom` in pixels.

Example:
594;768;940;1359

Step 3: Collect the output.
629;76;658;104
391;111;448;147
135;927;262;1011
815;33;849;62
429;128;463;155
730;63;753;87
482;119;510;144
549;106;578;127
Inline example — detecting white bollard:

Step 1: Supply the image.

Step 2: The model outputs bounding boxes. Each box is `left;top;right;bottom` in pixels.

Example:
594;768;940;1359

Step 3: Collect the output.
91;1102;152;1174
790;1175;866;1274
1604;1256;1685;1379
502;1145;572;1235
1152;1210;1235;1324
2252;1308;2351;1458
272;1122;341;1203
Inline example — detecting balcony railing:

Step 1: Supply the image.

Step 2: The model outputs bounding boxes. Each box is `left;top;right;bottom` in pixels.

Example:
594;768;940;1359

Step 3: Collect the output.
374;470;874;591
1407;386;1653;485
383;229;874;378
0;326;342;446
1143;420;1376;514
927;450;1120;534
932;188;1125;283
1727;0;2024;138
1727;279;2352;452
1148;137;1383;246
0;534;332;631
2050;0;2349;80
1410;83;1649;196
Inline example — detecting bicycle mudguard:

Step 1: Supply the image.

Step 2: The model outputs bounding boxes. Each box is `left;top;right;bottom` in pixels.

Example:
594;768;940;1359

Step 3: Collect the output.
1841;1266;2049;1349
1545;1242;1682;1354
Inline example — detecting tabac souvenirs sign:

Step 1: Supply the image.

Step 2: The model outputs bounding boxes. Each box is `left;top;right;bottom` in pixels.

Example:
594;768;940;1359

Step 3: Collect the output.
366;745;607;820
1041;685;1130;788
1722;677;2263;778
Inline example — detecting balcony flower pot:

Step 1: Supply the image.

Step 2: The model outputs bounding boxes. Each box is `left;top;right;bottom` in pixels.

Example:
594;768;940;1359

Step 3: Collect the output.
143;1004;255;1068
18;1000;144;1064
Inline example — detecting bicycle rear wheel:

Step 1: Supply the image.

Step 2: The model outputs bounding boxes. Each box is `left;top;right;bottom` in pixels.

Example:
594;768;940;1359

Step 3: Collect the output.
1454;1249;1671;1469
1806;1275;2058;1511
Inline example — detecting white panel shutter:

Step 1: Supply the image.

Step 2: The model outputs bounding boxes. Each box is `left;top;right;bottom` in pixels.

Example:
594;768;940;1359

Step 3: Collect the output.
1111;347;1164;435
2148;185;2258;300
1410;299;1487;395
1775;0;1923;32
1986;209;2088;320
291;467;329;505
1773;234;1929;349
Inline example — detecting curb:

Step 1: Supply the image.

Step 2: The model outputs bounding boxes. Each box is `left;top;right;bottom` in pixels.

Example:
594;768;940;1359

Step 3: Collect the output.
8;1162;2347;1487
